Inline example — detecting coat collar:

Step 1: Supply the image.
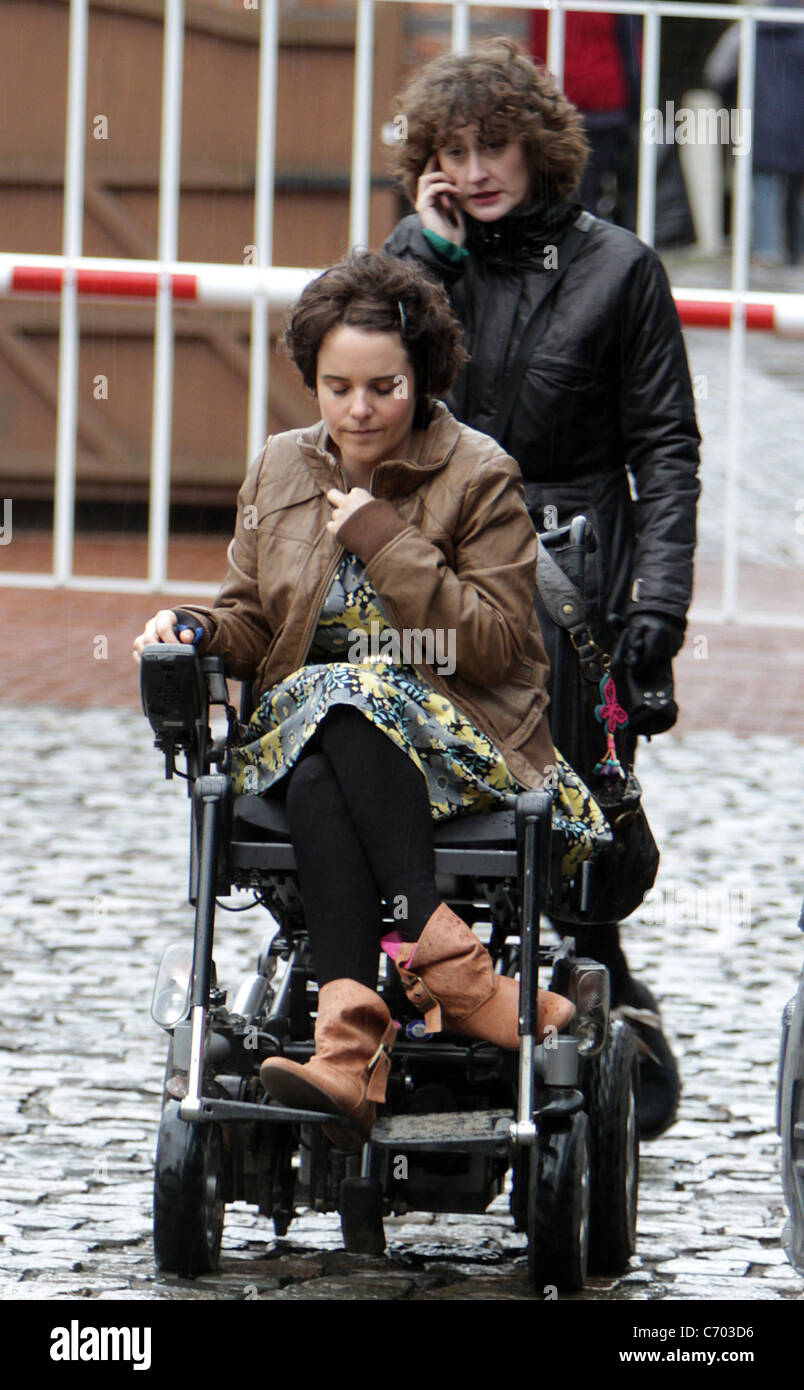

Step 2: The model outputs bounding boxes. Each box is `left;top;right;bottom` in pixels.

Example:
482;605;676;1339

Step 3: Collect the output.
296;399;463;499
465;196;582;270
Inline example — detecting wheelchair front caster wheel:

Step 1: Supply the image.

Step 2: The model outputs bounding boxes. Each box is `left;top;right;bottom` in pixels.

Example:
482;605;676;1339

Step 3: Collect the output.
153;1103;225;1277
526;1110;590;1293
340;1177;386;1256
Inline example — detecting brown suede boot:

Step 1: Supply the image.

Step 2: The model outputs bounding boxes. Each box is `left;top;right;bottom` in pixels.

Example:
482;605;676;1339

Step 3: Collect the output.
391;904;574;1050
259;979;396;1148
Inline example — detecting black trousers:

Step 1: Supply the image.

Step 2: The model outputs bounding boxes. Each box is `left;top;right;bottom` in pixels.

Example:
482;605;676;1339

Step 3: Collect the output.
284;706;441;987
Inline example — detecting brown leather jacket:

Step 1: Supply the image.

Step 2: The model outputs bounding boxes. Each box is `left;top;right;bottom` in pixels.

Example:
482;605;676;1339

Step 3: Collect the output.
181;400;556;788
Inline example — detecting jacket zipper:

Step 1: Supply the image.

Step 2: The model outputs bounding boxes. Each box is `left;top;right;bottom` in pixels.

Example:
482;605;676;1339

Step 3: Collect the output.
293;459;352;668
296;547;344;669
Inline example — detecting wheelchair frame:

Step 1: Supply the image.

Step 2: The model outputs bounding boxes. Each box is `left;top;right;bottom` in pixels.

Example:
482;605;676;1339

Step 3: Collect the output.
142;616;639;1291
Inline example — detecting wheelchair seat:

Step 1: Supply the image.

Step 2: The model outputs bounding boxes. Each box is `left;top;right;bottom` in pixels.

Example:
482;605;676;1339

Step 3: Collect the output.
232;793;520;876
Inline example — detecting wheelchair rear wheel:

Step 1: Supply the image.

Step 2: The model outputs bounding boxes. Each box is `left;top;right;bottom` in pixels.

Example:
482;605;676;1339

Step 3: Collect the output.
526;1110;590;1293
584;1018;639;1275
780;979;804;1275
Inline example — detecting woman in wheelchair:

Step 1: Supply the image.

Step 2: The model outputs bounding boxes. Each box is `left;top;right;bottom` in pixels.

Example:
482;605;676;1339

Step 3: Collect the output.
133;250;607;1147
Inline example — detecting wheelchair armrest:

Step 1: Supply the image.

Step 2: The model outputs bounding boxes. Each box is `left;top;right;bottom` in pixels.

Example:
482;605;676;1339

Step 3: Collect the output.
238;674;257;724
515;790;553;907
200;655;230;706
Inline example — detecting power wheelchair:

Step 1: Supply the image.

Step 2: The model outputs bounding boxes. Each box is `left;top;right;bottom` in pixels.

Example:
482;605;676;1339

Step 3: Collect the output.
141;521;641;1294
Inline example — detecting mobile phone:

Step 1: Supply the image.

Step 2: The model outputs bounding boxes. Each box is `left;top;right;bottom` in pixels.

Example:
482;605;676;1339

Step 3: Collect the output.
438;191;460;229
432;153;460;229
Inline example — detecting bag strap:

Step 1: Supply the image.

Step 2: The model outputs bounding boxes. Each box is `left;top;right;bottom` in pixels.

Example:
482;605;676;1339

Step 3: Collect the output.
537;535;633;786
492;211;594;449
536;536;607;685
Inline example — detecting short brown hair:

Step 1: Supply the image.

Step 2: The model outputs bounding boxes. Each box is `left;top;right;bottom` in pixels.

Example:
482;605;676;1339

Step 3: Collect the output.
391;37;589;204
284;249;467;401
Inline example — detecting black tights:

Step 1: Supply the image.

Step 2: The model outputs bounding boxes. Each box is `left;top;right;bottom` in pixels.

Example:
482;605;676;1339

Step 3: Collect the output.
284;706;441;987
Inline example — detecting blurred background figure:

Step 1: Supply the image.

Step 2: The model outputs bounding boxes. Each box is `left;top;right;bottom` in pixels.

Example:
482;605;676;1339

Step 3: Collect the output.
705;2;804;267
529;10;643;230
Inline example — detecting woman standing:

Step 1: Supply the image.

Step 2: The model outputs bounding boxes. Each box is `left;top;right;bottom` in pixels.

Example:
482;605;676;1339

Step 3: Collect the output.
133;251;601;1145
385;39;701;1138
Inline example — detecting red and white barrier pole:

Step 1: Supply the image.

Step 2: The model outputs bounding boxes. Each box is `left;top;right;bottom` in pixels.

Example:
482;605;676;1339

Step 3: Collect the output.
673;288;804;337
2;255;804;336
0;255;315;309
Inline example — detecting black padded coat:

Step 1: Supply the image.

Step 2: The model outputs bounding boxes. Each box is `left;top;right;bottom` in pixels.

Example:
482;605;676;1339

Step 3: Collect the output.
384;201;701;649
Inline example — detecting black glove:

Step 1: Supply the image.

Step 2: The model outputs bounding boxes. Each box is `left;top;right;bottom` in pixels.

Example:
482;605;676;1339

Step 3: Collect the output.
623;612;685;675
610;611;684;737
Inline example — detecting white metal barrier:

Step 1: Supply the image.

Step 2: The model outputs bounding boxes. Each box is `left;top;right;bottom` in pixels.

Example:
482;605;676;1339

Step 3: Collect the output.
2;0;803;625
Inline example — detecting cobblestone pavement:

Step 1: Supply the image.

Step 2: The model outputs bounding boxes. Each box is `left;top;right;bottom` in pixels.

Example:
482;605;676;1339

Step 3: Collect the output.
682;325;804;572
2;703;803;1302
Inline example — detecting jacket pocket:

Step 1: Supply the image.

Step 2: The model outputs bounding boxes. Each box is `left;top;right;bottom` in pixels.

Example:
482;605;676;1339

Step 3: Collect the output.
528;356;606;392
256;480;324;538
256;532;317;630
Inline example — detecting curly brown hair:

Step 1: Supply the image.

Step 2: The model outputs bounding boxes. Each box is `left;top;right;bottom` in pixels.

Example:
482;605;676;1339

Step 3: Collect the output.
284;250;468;403
390;37;589;205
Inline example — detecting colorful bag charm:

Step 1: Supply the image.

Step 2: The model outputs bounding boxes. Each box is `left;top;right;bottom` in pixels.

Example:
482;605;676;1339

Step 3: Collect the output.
593;674;628;783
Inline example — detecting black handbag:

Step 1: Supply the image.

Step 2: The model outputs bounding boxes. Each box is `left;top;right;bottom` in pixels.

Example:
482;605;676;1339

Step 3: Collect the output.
559;764;660;925
537;523;660;925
